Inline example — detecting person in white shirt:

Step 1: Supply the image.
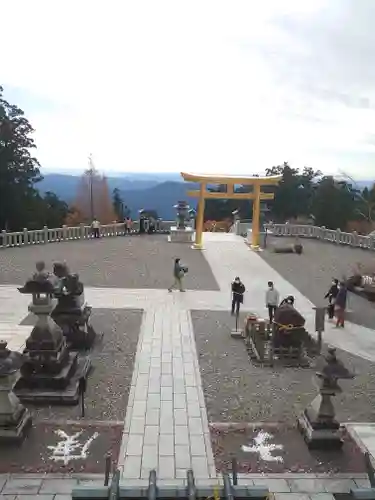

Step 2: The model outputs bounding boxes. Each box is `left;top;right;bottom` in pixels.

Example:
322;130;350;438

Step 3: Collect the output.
265;281;279;322
92;218;100;238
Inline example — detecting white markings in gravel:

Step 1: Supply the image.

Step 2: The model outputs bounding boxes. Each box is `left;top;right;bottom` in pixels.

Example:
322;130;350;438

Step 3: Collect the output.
241;431;284;463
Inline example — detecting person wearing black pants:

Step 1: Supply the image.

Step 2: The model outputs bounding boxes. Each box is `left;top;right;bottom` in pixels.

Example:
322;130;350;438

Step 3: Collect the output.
265;281;279;323
324;279;339;319
231;277;245;316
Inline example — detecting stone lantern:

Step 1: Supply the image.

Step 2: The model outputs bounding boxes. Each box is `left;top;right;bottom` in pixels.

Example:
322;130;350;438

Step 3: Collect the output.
0;341;32;443
174;201;190;229
298;347;354;449
169;201;194;243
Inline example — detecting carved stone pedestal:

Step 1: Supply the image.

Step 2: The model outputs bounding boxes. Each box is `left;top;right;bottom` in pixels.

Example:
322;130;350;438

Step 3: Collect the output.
0;342;31;444
169;226;194;243
298;347;354;450
297;393;343;449
14;288;91;405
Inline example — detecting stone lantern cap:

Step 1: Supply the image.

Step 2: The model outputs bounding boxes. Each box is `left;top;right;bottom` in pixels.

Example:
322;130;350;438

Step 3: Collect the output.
316;347;354;391
0;341;23;376
174;200;190;210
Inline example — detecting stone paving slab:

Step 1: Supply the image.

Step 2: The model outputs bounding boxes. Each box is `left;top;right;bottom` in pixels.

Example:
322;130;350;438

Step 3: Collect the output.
0;471;370;497
119;305;215;480
0;421;122;474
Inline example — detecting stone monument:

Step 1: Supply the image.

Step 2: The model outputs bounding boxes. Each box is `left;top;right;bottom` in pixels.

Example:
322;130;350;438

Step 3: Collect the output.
169;201;194;243
51;262;96;350
298;347;354;448
0;341;32;443
13;268;91;405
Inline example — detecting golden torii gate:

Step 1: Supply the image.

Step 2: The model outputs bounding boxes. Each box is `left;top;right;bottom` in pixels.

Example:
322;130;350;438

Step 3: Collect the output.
180;172;282;249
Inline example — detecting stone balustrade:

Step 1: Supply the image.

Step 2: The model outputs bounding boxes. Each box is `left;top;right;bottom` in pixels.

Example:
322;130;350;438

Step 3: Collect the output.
0;220;175;249
265;223;375;251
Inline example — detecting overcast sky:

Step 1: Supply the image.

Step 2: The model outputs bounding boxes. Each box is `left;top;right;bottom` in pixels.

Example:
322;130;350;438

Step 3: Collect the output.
2;0;375;178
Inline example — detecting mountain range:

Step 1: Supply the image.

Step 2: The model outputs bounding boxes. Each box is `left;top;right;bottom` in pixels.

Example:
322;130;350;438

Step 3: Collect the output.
38;173;373;221
38;173;198;219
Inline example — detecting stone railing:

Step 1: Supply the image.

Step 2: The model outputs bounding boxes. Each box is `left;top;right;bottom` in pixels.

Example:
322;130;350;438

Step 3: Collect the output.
265;223;375;251
0;220;175;249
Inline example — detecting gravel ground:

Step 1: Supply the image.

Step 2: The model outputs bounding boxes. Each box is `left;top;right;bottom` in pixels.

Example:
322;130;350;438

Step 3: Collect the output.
28;308;142;422
261;236;375;329
192;310;375;424
0;235;219;290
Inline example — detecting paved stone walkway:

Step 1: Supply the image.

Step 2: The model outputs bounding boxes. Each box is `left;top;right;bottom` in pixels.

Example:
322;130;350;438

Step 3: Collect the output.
1;233;375;496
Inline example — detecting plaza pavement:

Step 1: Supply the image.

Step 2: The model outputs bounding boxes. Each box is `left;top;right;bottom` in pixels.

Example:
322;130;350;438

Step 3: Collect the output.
1;232;375;497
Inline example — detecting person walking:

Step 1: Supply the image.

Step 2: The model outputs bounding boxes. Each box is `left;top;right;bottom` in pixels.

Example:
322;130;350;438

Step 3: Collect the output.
168;258;186;292
92;218;100;238
324;278;339;320
231;277;245;316
265;281;279;322
335;281;347;328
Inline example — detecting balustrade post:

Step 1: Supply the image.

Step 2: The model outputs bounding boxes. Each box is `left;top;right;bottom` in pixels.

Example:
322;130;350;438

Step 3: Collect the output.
351;231;358;247
320;226;326;240
80;223;85;239
335;228;341;244
62;225;67;241
43;226;48;244
23;228;28;246
1;229;7;248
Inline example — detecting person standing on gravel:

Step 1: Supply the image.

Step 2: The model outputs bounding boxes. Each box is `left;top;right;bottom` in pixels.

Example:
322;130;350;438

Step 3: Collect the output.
168;258;186;292
265;281;279;322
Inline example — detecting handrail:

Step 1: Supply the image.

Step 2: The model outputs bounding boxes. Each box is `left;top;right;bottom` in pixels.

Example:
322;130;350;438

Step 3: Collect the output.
265;223;375;251
0;221;175;249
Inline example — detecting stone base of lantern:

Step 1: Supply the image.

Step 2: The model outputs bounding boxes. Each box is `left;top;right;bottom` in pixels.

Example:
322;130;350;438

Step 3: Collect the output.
297;411;343;449
168;226;194;243
14;355;91;406
0;407;32;444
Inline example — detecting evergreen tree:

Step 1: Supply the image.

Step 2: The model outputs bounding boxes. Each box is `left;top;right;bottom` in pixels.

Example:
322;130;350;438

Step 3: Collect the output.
0;85;41;230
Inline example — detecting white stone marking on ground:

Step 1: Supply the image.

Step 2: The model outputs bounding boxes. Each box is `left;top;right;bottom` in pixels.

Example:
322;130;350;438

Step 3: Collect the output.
241;431;284;463
47;430;99;465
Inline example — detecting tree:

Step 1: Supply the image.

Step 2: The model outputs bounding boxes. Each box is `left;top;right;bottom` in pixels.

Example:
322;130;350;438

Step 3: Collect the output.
73;165;117;223
266;162;321;222
339;171;375;225
0;85;42;230
311;177;357;229
64;205;85;226
112;188;124;220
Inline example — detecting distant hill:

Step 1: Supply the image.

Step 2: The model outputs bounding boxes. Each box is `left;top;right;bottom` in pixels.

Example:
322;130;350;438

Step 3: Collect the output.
38;173;198;219
38;173;374;221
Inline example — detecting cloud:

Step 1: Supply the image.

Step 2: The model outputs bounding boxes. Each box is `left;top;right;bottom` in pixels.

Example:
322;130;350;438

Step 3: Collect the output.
1;0;375;178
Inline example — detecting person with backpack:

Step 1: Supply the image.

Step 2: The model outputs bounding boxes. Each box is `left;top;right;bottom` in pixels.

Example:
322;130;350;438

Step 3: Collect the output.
168;258;186;292
231;277;245;316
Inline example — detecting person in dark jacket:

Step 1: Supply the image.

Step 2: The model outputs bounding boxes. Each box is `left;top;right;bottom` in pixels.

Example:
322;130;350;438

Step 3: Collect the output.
334;281;347;328
324;278;339;319
168;258;186;292
231;277;245;316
